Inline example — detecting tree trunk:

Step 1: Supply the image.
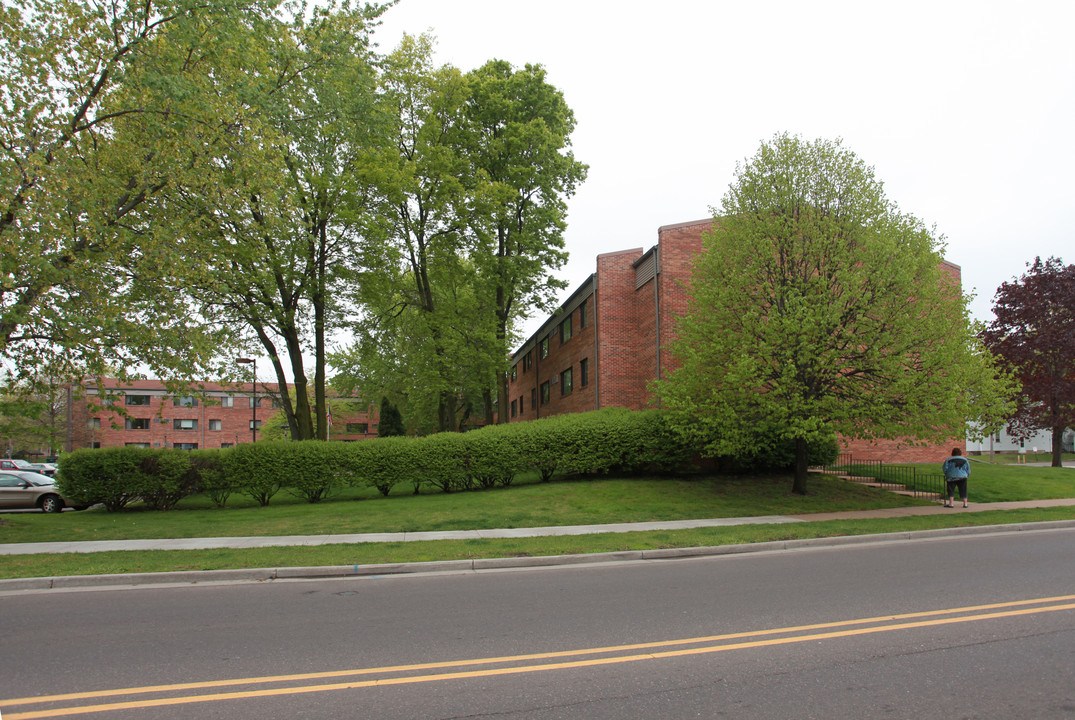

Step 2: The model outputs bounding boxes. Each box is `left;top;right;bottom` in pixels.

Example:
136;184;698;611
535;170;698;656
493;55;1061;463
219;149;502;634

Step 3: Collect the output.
1053;423;1065;468
792;438;809;495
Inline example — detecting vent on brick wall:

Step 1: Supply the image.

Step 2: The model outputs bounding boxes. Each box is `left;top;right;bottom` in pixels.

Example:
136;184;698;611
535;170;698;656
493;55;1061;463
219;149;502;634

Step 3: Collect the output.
635;252;656;290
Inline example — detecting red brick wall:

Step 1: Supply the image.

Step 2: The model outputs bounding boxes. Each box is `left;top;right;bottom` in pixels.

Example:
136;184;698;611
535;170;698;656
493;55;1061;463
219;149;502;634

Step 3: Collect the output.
594;248;648;410
68;380;378;450
655;219;709;381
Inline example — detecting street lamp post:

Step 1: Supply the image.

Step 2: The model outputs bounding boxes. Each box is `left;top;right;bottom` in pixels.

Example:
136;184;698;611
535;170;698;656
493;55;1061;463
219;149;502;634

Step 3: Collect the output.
236;357;257;443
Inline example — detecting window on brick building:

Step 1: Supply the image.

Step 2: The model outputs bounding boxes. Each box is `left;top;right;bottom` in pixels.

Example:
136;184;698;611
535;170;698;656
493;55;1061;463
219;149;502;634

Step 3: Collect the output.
523;352;532;371
580;358;589;387
346;422;369;434
579;298;588;328
531;388;537;408
249;420;262;430
540;381;550;405
88;441;101;449
250;397;262;408
173;396;198;407
173;418;198;430
208;419;222;431
220;443;234;448
272;397;283;408
88;418;101;429
540;337;549;359
519;395;524;414
125;442;151;448
174;443;199;451
125;394;151;406
510;399;517;418
560;367;573;396
125;418;150;430
221;396;234;408
559;315;572;344
510;364;517;382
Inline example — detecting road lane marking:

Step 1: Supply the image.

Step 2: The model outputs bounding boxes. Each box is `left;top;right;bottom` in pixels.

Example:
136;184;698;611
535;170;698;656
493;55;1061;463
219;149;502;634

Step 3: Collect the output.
5;593;1075;719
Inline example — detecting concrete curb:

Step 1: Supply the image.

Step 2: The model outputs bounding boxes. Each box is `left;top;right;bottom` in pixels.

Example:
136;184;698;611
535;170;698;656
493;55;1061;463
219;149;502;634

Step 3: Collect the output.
5;519;1075;593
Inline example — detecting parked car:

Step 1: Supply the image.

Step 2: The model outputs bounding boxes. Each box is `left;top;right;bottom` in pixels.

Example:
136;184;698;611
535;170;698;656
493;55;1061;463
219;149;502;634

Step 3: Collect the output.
0;470;80;512
29;462;57;477
0;458;40;472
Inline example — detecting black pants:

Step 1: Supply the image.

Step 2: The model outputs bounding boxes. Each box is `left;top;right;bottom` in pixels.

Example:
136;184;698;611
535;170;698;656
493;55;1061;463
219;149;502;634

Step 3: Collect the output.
946;478;967;501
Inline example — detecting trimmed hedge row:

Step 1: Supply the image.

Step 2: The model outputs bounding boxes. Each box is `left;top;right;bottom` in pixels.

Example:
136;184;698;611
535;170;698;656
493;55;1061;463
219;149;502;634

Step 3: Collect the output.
56;408;838;511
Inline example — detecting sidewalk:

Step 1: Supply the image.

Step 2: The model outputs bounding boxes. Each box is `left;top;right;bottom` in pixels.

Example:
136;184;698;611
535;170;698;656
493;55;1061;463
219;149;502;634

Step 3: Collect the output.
4;498;1075;556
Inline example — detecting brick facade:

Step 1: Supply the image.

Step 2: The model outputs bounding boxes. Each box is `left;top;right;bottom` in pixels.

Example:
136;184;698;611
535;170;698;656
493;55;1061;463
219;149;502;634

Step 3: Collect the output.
67;379;378;451
507;218;965;464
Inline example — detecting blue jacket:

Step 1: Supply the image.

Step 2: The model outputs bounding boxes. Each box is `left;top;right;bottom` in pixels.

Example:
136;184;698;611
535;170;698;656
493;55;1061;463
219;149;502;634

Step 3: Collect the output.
942;456;971;479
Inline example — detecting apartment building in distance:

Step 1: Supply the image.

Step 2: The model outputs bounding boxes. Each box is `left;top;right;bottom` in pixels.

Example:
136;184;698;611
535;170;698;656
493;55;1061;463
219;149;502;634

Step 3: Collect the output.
66;378;378;451
506;218;965;464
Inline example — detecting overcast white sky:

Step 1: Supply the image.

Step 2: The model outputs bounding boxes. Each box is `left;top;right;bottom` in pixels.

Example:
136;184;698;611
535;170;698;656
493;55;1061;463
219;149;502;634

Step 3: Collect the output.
374;0;1074;341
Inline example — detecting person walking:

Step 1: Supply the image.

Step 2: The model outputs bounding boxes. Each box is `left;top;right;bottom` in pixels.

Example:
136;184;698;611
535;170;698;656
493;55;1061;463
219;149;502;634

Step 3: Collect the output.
942;447;971;508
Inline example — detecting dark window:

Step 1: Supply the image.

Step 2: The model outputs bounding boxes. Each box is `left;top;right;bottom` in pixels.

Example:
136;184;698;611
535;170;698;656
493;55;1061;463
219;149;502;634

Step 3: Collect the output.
540;381;550;405
510;399;518;418
531;388;537;409
580;358;589;387
221;396;234;408
249;420;262;430
125;394;151;406
88;442;101;449
560;367;573;396
88;418;101;429
173;418;198;430
560;315;572;344
124;442;151;448
250;397;262;408
523;352;533;371
346;422;369;434
173;396;198;408
579;298;588;329
220;443;234;449
173;443;199;451
208;419;222;431
125;418;150;430
511;364;517;382
540;337;549;359
519;395;524;414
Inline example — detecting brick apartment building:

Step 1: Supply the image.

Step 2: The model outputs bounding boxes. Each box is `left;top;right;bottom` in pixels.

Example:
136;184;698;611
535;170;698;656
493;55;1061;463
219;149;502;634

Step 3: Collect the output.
66;379;379;451
506;218;965;463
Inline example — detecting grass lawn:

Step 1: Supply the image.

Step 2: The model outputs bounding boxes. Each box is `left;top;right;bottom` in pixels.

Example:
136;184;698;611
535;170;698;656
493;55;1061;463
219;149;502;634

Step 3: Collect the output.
0;472;935;544
0;464;1072;581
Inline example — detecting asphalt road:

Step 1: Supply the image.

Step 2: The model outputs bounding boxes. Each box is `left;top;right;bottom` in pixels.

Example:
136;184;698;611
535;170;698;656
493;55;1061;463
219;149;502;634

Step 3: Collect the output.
4;527;1075;719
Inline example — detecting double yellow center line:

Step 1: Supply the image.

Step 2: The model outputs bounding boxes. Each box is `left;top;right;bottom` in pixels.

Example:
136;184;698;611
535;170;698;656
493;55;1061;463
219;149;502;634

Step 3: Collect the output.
5;593;1075;719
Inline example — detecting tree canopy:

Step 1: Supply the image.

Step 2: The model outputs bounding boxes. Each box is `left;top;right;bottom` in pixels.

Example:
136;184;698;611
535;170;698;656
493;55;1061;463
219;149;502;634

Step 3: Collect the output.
3;5;584;437
982;256;1075;467
660;133;1014;493
333;36;585;433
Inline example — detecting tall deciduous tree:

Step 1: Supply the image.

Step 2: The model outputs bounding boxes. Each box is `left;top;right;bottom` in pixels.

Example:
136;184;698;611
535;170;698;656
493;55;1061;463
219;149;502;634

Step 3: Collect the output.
982;257;1075;467
462;60;587;422
661;134;1014;494
0;0;273;390
343;35;499;433
157;2;387;440
338;40;586;432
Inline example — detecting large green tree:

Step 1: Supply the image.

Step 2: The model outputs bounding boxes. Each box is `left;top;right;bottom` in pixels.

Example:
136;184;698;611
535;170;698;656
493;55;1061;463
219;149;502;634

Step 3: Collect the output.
982;257;1075;467
462;60;587;422
163;2;388;441
0;0;275;390
337;39;586;432
661;134;1014;494
341;35;499;433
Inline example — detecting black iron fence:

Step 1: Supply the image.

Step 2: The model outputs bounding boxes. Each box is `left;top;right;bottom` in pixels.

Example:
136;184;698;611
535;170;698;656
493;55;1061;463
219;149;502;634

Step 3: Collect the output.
812;453;946;500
